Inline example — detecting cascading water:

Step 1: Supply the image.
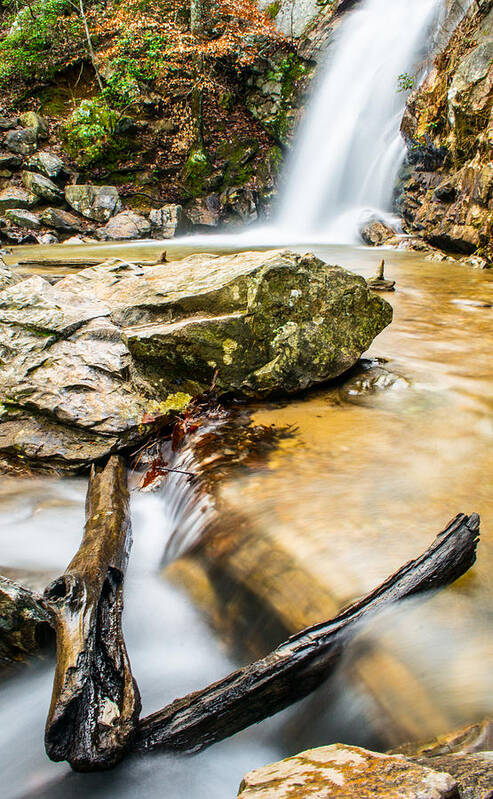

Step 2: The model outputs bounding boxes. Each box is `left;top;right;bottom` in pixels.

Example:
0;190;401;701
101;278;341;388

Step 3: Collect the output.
276;0;443;243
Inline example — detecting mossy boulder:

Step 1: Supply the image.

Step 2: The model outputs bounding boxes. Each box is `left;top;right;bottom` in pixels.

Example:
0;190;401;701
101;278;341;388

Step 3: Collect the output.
60;249;392;398
65;184;121;222
22;171;63;203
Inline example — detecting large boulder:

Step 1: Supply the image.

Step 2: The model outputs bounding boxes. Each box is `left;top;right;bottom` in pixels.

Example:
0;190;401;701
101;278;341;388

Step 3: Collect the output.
0;251;392;466
61;249;393;397
22;171;63;203
65;184;121;222
237;744;459;799
95;210;152;240
360;216;397;246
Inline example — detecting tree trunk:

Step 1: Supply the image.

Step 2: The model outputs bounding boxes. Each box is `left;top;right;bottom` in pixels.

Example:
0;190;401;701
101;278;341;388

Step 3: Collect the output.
135;513;479;754
43;455;141;771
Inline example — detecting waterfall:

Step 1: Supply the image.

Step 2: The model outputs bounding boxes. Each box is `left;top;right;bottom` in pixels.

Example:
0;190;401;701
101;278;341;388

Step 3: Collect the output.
276;0;443;243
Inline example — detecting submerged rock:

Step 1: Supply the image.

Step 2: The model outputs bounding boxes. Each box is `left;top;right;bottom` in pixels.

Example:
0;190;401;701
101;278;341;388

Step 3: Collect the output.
237;744;459;799
0;574;52;663
65;184;121;222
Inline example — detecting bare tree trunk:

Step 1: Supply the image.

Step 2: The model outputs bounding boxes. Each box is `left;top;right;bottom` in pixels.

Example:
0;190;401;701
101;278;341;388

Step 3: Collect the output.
135;513;479;754
43;456;140;772
79;0;105;94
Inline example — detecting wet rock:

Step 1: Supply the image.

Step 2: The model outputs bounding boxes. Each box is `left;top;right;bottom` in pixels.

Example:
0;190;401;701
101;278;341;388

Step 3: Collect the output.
0;187;38;211
0;152;22;170
27;151;65;179
410;753;493;799
149;204;191;238
237;744;460;799
360;217;397;246
392;720;493;758
0;574;52;663
65;184;121;222
459;255;490;269
5;128;37;156
340;363;410;403
0;257;21;291
95;210;152;240
19;111;49;140
219;187;258;227
80;249;392;397
187;195;221;228
4;209;41;229
21;171;63;202
39;207;83;231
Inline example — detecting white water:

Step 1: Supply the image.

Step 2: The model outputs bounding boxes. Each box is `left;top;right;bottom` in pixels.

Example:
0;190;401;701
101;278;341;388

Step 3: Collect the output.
276;0;443;242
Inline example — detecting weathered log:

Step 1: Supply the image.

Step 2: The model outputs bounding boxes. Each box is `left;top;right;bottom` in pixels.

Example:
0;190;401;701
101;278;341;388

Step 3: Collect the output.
0;574;53;664
43;455;141;771
135;512;479;754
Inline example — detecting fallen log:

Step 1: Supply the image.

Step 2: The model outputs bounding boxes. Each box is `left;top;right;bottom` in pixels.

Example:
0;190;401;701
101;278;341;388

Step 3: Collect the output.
43;455;141;771
135;512;479;754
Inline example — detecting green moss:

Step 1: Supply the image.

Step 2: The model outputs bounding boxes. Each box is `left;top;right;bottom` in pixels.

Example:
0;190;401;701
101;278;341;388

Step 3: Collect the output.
183;145;214;197
266;1;281;19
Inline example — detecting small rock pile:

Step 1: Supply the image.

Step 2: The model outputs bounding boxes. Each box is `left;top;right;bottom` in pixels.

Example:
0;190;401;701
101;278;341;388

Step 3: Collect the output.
0;111;195;245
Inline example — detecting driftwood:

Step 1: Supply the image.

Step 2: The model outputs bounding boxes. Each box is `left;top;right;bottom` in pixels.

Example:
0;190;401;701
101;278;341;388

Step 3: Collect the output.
135;513;479;754
43;455;141;771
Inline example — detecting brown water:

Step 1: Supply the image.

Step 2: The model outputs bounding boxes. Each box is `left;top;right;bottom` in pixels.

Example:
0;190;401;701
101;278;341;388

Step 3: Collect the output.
1;240;492;796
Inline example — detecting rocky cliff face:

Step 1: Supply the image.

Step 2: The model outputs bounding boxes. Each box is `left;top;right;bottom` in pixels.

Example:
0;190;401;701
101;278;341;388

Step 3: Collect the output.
399;0;492;259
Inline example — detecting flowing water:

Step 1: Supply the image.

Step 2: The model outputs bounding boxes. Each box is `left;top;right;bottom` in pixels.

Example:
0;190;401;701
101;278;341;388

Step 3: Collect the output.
1;0;492;794
1;242;492;798
276;0;444;241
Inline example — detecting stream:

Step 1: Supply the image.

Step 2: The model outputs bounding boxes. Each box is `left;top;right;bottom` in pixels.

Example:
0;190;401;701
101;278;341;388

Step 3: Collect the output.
0;240;492;798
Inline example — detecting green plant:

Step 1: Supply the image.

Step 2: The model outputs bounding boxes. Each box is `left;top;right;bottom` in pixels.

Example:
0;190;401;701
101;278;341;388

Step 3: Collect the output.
397;72;416;93
62;98;118;165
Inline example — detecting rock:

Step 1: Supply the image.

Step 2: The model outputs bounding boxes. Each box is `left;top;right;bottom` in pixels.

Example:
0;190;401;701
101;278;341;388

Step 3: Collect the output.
0;257;20;291
4;209;41;229
237;744;460;799
0;251;392;467
65;184;121;222
21;171;63;202
39;207;83;231
27;151;65;179
339;362;410;403
0;152;22;170
360;217;397;246
187;194;221;228
149;204;191;238
18;111;49;140
459;255;490;269
447;42;493;156
392;720;493;758
0;187;38;212
0;276;148;440
37;232;59;245
95;210;152;240
219;187;258;227
5;128;37;156
410;753;493;799
0;117;18;131
61;249;392;397
0;574;52;662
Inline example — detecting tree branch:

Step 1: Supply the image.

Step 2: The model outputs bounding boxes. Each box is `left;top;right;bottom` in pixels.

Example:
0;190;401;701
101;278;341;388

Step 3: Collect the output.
135;513;479;754
43;456;141;772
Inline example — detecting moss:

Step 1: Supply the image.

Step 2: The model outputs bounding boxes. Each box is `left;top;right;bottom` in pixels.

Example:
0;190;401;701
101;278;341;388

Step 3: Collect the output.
265;1;281;19
183;145;215;197
216;137;259;187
